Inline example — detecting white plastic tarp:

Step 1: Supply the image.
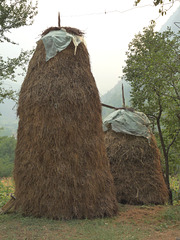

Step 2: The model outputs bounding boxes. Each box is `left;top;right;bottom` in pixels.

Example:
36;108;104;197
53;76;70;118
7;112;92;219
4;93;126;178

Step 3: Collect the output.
41;29;84;61
103;109;152;140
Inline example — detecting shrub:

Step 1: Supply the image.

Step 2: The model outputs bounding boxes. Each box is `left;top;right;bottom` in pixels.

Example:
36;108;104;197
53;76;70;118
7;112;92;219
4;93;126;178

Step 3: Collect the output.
170;175;180;205
0;177;15;208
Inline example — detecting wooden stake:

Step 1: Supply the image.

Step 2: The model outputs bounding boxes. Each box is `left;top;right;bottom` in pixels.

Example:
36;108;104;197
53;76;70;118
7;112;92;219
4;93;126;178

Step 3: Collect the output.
58;12;61;28
0;194;16;214
122;83;125;108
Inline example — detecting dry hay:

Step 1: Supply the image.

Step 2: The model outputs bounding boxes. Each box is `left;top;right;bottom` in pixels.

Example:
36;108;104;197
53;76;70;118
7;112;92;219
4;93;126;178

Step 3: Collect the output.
13;28;118;219
104;130;169;205
41;26;84;37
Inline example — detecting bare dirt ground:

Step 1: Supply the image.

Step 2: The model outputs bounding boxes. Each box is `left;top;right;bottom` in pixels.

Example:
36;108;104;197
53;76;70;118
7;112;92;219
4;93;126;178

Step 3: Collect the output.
117;205;180;240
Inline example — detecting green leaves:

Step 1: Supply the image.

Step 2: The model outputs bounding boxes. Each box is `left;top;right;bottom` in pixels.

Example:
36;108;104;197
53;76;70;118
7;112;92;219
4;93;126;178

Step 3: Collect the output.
124;24;179;116
0;49;34;81
0;177;14;207
0;0;37;105
123;24;180;176
0;49;34;104
0;136;16;178
0;0;38;43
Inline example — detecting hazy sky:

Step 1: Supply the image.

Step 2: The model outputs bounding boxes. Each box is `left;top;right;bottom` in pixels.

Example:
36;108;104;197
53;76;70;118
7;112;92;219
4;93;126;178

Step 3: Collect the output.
1;0;180;95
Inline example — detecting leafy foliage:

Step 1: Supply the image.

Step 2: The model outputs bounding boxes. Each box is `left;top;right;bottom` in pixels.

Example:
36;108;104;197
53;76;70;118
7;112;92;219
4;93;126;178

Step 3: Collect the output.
0;0;38;108
0;136;16;177
0;177;14;208
170;175;180;205
123;24;180;196
0;0;38;43
0;49;34;104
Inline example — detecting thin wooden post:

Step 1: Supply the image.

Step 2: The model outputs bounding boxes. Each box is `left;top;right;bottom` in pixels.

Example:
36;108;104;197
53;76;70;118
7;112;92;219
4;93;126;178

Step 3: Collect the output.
0;194;16;214
58;12;61;28
122;83;125;108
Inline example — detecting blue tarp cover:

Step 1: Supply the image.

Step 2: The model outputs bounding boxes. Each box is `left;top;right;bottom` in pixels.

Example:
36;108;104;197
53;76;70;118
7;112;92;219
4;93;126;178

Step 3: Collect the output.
42;29;84;61
103;109;152;140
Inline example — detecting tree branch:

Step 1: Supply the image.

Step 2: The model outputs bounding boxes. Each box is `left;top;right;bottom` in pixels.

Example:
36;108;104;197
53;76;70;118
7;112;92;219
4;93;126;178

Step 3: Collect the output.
167;129;180;155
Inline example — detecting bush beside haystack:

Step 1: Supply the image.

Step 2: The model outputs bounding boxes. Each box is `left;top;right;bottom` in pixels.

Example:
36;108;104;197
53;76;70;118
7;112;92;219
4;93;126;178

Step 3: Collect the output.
13;28;118;219
104;130;169;205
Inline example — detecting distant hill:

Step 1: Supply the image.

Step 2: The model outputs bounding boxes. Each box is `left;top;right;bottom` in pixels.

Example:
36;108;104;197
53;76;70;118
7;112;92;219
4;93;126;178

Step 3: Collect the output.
0;99;18;137
0;80;21;136
0;99;17;120
101;80;132;119
160;5;180;33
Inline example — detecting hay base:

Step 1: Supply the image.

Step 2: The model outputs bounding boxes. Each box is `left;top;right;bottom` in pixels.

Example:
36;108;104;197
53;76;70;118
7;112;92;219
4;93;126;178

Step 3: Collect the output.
105;131;169;205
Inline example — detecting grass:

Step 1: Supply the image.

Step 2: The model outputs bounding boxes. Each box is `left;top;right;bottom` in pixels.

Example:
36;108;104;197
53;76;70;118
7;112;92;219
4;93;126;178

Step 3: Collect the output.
161;205;180;222
0;211;150;240
0;177;180;240
0;205;180;240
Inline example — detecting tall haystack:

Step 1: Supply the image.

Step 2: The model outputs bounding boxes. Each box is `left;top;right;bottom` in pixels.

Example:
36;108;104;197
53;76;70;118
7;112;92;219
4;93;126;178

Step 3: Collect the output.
13;27;118;219
103;109;169;205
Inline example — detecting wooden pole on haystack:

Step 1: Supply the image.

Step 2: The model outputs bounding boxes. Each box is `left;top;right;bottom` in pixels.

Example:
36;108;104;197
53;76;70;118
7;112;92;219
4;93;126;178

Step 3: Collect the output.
122;83;125;108
58;12;61;28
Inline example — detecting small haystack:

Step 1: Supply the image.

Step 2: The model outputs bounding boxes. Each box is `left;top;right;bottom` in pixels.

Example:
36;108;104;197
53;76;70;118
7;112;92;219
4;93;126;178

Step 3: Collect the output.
13;27;118;219
104;110;169;205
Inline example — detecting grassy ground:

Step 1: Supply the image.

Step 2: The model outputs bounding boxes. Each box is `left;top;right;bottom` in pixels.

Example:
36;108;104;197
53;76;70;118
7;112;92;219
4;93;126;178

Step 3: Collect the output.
0;204;180;240
0;177;180;240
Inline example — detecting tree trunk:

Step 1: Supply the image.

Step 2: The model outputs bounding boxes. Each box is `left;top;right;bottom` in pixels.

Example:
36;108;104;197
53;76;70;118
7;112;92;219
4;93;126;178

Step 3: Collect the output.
156;116;173;205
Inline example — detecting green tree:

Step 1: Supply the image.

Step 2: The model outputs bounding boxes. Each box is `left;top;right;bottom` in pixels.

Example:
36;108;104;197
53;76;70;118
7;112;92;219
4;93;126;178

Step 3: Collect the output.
0;136;16;177
123;23;180;204
0;0;38;106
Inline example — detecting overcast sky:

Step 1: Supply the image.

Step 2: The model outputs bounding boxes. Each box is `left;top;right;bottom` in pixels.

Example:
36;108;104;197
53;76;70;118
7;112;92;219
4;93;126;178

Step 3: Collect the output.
1;0;180;95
